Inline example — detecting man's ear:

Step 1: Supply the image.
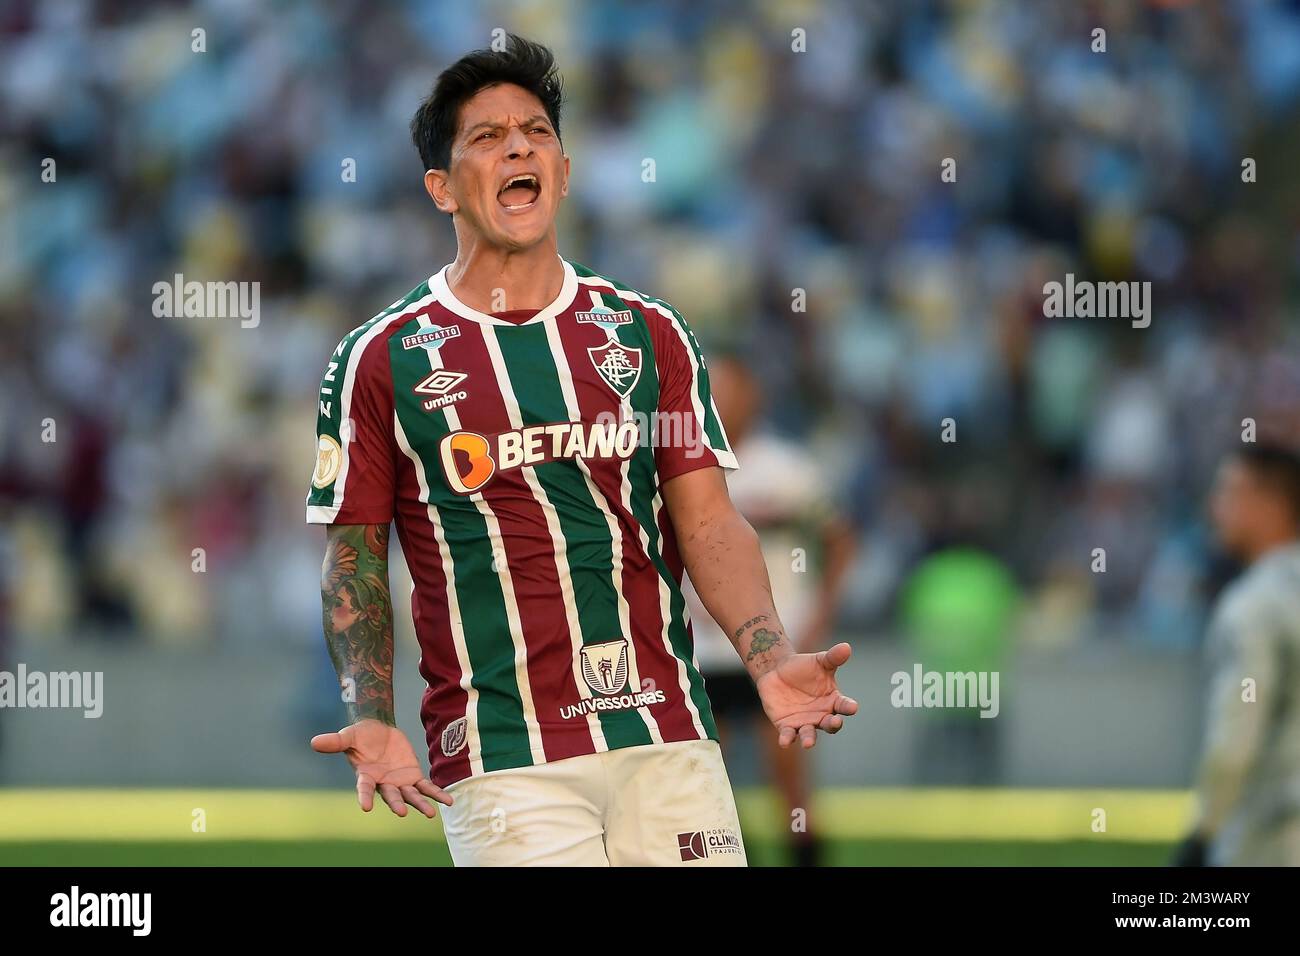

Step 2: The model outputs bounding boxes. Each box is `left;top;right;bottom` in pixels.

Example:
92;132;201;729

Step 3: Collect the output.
425;168;457;214
560;153;570;198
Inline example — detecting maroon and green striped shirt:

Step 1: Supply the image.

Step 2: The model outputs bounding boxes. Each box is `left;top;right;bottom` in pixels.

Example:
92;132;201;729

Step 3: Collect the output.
307;257;738;787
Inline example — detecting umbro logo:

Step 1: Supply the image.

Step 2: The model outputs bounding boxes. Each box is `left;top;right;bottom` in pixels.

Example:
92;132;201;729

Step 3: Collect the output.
414;369;469;412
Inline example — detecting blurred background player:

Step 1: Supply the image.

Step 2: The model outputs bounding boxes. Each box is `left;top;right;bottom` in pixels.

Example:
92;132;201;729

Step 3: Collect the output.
683;355;856;866
1175;444;1300;866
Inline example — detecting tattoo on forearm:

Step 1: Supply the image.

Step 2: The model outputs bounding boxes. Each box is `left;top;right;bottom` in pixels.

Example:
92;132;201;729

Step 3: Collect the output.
321;524;395;725
730;613;787;669
732;614;770;641
744;628;784;661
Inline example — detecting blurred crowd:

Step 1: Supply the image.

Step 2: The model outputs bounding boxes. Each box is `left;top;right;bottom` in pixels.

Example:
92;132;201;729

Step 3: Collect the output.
3;0;1300;651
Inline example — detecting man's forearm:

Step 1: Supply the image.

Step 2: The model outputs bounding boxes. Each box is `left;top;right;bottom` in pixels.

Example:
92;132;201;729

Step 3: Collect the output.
1192;719;1261;839
321;523;396;725
677;507;793;678
1191;633;1273;840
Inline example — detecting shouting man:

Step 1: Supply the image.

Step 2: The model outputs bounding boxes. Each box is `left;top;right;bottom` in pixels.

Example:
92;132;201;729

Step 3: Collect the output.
306;35;857;866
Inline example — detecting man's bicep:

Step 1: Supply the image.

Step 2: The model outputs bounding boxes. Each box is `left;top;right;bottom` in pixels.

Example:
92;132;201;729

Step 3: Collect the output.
321;524;393;627
661;465;733;534
322;523;392;581
651;308;738;480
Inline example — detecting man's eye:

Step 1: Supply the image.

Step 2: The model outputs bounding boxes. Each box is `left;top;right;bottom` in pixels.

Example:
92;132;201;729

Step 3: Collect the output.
477;131;495;141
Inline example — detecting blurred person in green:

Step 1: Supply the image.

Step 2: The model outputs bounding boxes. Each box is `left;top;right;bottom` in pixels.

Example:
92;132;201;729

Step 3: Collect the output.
1174;444;1300;866
899;547;1019;784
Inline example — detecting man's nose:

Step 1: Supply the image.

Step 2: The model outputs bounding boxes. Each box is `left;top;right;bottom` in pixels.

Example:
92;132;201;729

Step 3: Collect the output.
503;125;533;159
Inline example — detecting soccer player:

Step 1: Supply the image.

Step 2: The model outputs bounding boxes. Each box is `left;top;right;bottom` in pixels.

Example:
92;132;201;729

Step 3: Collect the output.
1174;444;1300;866
306;35;858;866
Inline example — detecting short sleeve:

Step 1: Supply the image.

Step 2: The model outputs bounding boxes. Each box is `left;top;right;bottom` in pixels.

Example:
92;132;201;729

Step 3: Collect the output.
305;327;397;525
652;304;738;483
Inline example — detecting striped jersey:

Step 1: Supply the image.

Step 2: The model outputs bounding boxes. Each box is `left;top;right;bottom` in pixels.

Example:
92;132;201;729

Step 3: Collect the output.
306;257;737;787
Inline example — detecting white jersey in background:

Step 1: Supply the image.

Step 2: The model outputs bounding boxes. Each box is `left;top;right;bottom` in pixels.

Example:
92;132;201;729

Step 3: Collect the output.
1195;542;1300;866
684;432;831;673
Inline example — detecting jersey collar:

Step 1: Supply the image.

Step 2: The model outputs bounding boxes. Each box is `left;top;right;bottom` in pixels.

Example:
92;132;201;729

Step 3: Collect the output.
428;256;578;327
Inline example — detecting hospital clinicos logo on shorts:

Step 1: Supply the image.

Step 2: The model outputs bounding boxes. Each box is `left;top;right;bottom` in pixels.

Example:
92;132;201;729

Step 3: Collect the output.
678;827;743;861
440;716;468;757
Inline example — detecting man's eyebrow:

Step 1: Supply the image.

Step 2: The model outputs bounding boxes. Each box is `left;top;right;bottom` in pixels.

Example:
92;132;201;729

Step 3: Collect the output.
460;115;553;137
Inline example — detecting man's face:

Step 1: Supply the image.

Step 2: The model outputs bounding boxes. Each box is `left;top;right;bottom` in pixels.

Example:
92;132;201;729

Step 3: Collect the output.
1210;458;1275;558
426;83;568;251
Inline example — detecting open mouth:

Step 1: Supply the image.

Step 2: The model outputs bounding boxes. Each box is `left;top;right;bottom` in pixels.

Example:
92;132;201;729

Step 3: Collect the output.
497;173;541;210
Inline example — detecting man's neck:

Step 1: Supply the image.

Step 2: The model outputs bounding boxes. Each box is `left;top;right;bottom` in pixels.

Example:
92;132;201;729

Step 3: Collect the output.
1245;533;1300;566
446;234;564;314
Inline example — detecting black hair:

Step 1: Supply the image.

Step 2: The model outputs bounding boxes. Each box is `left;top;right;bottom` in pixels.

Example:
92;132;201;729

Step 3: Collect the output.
410;34;564;172
1234;443;1300;523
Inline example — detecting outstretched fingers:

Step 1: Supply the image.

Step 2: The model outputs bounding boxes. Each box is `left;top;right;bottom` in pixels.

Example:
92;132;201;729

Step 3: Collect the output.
356;772;377;812
416;778;454;807
378;783;408;817
400;785;439;819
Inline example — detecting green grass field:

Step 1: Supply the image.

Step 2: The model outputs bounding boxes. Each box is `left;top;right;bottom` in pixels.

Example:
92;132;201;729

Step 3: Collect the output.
0;788;1187;866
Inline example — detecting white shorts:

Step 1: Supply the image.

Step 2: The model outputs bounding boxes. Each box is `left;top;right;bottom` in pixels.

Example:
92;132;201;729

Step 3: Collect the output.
438;738;747;866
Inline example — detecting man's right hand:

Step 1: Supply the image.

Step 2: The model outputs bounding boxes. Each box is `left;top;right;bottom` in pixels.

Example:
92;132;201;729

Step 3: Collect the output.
311;719;453;818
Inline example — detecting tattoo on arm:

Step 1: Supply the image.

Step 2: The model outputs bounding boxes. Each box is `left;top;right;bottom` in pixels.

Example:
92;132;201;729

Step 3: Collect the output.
731;613;788;670
744;628;783;662
321;524;395;725
732;614;770;641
